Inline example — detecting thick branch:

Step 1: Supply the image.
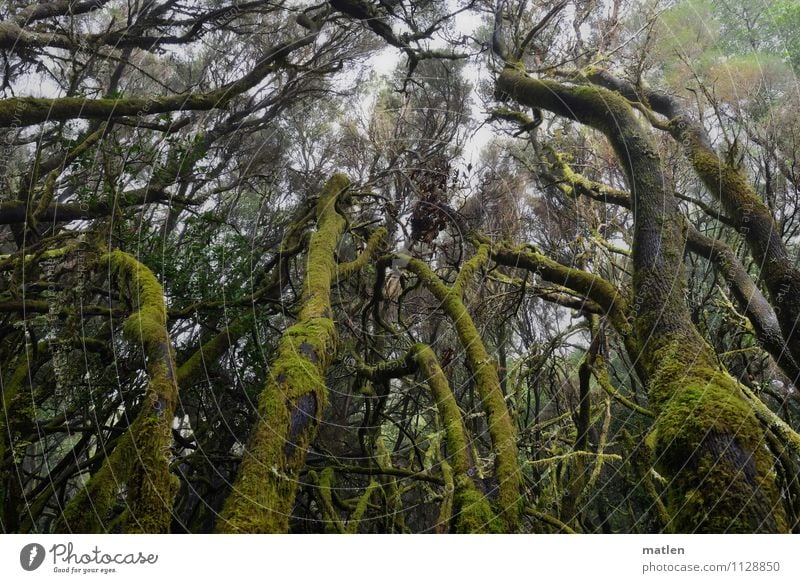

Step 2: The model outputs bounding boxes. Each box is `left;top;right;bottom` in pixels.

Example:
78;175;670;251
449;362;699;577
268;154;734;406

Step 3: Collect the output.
218;174;350;533
59;250;179;533
584;68;800;368
0;30;321;128
496;65;788;532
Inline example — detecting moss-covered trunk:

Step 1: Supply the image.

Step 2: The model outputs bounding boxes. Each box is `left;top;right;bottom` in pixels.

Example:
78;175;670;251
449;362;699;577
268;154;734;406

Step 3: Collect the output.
497;66;788;532
676;124;800;374
59;250;179;533
396;251;522;531
539;149;799;380
217;174;350;533
359;343;501;532
584;69;800;377
409;344;500;533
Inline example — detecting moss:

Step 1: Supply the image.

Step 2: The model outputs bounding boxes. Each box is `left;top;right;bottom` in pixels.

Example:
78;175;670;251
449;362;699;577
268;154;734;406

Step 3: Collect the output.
346;480;379;534
436;460;455;532
315;467;344;533
679;126;800;366
497;63;788;533
122;375;181;533
495;68;635;137
591;356;654;418
61;405;177;534
218;175;351;533
632;294;789;532
337;227;388;279
646;342;788;533
409;344;470;474
0;93;223;128
0;356;33;528
60;392;179;533
218;320;337;533
399;257;521;531
176;317;252;388
0;358;30;464
489;106;535;126
59;434;134;532
105;250;170;359
739;384;800;457
491;242;630;335
452;244;490;297
359;342;502;532
359;342;503;532
60;251;178;533
452;477;504;534
408;343;503;532
525;507;579;534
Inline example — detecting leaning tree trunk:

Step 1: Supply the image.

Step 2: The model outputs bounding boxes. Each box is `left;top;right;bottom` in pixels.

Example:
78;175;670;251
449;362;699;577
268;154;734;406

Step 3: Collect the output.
584;69;800;379
59;250;180;533
496;66;788;532
217;174;350;533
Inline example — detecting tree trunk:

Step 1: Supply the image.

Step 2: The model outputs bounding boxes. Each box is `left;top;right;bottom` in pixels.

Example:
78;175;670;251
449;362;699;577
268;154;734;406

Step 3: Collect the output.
496;66;788;532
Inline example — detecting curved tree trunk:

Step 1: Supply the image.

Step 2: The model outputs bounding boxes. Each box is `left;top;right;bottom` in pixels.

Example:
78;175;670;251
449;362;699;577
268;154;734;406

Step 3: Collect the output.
59;250;179;533
585;69;800;379
496;66;788;532
217;174;350;533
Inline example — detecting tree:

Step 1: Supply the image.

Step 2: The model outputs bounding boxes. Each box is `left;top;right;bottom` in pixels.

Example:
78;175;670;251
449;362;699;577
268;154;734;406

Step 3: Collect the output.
1;0;798;534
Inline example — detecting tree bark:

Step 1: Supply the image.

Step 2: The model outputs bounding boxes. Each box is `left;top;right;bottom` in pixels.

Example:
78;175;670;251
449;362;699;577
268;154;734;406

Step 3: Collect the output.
217;174;350;533
496;66;788;532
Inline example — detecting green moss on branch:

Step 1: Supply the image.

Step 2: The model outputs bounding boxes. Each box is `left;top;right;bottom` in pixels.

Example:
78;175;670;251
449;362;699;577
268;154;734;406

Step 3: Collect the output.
337;227;388;279
217;174;350;533
59;251;178;533
496;65;788;532
646;345;788;532
490;241;630;335
396;256;521;531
